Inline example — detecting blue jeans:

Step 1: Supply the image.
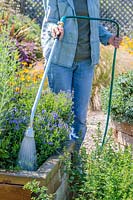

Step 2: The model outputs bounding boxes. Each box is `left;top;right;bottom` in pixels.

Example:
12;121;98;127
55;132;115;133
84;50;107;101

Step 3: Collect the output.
48;59;95;149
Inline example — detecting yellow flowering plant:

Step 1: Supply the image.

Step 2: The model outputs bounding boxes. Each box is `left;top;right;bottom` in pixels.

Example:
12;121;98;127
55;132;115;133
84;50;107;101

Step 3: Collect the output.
121;36;133;55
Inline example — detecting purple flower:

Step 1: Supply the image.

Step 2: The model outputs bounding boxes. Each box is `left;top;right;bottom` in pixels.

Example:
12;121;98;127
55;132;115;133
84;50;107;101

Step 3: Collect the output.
48;142;53;146
42;109;46;114
12;119;18;124
10;97;16;101
52;112;58;120
9;119;17;124
13;107;17;112
49;127;53;131
58;123;63;128
15;124;20;130
64;124;69;129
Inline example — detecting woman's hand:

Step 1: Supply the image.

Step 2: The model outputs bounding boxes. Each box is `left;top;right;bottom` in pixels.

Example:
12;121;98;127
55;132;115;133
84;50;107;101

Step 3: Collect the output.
108;36;122;48
51;25;64;40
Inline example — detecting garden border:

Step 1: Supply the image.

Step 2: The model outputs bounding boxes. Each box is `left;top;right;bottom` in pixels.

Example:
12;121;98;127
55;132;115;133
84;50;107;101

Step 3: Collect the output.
0;141;75;200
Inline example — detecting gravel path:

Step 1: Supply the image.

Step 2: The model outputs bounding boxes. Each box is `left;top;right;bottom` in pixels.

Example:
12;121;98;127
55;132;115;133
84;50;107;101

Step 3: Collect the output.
83;111;112;152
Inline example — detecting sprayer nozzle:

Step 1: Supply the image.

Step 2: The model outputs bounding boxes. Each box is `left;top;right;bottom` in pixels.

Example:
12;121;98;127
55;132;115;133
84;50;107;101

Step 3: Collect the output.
25;127;34;138
57;21;64;27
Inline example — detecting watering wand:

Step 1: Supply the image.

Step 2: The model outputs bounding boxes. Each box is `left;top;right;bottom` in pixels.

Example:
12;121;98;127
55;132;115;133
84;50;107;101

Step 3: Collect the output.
18;16;119;171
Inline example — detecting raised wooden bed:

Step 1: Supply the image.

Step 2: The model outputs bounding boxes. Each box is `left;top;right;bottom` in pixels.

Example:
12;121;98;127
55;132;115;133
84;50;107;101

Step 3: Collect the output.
113;121;133;147
0;141;75;200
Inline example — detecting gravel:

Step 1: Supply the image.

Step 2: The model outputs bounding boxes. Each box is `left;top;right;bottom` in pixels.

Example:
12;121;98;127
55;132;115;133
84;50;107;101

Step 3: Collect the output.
82;111;112;153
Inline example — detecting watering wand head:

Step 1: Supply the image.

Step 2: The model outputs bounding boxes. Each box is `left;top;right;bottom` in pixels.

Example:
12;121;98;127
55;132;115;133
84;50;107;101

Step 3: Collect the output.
18;126;37;171
25;126;34;137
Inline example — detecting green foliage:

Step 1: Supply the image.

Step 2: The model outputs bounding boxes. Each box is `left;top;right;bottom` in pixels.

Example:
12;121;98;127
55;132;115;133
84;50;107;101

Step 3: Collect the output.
0;30;19;124
0;87;73;169
0;11;41;43
68;128;133;200
0;11;42;65
24;180;53;200
101;71;133;124
0;11;73;170
35;91;73;167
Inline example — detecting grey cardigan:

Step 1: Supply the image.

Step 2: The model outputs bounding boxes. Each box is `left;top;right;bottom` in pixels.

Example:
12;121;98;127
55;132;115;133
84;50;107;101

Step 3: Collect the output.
41;0;113;67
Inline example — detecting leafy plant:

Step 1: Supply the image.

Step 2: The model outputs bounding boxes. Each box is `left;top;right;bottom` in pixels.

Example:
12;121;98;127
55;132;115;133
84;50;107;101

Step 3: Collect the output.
0;11;42;66
0;16;71;170
24;180;53;200
101;71;133;124
0;29;19;124
0;84;73;169
67;128;133;200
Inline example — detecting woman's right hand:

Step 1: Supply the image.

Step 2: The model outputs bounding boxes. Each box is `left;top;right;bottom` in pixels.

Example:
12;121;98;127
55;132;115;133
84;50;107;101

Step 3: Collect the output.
51;25;64;40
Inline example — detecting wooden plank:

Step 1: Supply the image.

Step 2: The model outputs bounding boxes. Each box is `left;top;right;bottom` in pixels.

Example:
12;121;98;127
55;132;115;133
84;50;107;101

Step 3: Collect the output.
0;172;44;185
0;184;31;200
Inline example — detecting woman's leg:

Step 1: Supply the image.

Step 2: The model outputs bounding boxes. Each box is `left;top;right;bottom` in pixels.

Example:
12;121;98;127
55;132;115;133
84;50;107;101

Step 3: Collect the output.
72;59;95;149
47;61;94;150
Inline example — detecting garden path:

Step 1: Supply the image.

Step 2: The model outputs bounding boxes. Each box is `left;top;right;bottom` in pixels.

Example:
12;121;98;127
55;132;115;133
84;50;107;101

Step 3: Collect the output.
83;110;110;153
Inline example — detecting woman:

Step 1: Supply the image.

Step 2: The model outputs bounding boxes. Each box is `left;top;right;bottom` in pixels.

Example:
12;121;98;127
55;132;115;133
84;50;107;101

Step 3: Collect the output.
41;0;122;149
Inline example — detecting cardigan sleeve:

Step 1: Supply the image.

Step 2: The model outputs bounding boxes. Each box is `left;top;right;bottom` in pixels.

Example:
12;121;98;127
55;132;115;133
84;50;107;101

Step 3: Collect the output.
43;0;59;24
99;24;113;46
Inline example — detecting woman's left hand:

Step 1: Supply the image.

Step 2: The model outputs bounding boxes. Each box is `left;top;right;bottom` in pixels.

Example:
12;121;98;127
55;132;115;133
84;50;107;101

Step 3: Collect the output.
108;36;122;48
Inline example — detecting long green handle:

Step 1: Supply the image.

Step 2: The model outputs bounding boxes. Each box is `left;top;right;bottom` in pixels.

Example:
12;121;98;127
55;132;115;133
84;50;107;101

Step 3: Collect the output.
60;16;120;147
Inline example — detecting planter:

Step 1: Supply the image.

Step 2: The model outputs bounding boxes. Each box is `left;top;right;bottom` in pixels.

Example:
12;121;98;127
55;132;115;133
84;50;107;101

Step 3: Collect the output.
0;141;75;200
113;121;133;147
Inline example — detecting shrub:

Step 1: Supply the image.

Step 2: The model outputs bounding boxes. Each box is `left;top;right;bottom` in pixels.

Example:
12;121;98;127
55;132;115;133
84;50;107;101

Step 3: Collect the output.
90;41;133;111
68;129;133;200
0;11;42;66
0;87;73;169
24;180;53;200
0;30;19;126
101;71;133;124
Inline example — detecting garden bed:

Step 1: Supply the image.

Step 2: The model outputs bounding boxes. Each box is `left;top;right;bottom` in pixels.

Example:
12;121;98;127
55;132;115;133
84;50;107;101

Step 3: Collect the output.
0;141;74;200
113;121;133;147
